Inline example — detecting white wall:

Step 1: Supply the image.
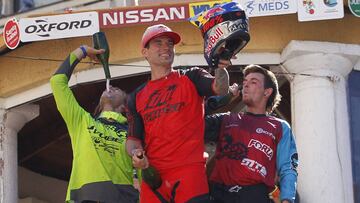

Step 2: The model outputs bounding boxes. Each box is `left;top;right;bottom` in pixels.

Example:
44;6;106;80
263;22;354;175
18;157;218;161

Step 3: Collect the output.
19;197;48;203
19;167;68;203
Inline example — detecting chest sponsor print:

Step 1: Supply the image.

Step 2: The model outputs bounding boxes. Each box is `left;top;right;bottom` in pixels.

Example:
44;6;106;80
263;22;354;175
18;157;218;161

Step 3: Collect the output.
87;125;126;156
248;139;274;160
241;158;267;177
256;127;276;140
143;85;185;122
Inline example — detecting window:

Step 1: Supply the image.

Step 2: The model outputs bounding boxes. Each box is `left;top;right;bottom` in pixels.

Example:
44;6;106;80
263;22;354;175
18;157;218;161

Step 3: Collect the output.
15;0;64;13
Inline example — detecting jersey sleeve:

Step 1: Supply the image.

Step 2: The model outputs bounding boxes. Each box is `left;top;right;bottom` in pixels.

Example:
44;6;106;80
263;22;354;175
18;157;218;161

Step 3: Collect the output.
50;55;89;140
204;113;228;142
182;67;215;97
126;89;145;142
276;120;298;203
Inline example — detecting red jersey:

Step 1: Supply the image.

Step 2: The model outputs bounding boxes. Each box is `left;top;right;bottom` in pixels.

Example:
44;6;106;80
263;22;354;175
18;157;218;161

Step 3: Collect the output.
127;68;215;171
212;113;281;187
205;112;298;200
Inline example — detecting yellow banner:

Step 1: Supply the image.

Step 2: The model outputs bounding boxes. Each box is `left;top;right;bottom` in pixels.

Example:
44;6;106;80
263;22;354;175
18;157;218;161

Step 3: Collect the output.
189;0;231;18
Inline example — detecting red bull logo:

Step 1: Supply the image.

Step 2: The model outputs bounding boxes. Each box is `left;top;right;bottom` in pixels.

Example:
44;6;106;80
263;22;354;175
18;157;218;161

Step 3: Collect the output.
203;7;225;20
205;26;224;56
201;15;223;34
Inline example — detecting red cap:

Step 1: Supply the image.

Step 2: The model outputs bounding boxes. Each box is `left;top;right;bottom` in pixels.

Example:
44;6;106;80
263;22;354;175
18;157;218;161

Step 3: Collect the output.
141;24;181;48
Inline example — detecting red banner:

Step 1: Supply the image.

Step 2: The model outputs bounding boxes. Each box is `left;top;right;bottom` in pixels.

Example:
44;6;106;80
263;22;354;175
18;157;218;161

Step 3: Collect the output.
99;4;190;28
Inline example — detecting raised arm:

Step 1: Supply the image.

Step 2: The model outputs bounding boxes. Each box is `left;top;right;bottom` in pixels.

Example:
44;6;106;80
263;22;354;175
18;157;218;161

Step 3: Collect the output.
126;89;149;169
50;46;104;138
204;113;228;142
205;83;240;114
54;45;104;79
212;59;231;95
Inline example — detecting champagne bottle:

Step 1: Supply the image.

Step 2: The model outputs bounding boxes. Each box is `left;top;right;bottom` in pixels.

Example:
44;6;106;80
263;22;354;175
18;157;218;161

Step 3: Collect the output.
137;153;162;189
142;165;162;190
93;32;111;91
205;84;242;114
206;94;232;111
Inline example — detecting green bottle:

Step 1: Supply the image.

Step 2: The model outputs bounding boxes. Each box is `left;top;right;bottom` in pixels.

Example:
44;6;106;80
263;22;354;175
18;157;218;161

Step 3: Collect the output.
93;32;111;80
205;85;242;114
137;153;162;189
206;94;232;111
142;166;162;190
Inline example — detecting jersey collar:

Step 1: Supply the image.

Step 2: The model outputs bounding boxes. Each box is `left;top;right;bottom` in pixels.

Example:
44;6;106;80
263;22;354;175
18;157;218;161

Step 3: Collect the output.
99;111;127;124
244;111;267;117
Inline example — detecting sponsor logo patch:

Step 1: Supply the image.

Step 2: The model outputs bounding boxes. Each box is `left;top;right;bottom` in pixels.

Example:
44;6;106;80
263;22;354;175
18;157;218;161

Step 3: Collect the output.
291;152;299;172
143;85;185;122
248;139;274;160
256;127;276;140
241;158;267;177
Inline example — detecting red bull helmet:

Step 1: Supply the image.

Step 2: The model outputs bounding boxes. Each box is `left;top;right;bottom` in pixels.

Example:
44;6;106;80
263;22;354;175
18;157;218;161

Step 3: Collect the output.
190;2;250;67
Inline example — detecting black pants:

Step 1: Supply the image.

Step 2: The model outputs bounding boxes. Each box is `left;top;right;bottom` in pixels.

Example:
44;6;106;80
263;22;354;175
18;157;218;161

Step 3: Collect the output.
186;194;212;203
210;183;271;203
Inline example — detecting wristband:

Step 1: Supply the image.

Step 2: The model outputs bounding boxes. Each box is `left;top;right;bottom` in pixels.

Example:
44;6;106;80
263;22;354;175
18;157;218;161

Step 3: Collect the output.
269;185;280;199
79;45;87;58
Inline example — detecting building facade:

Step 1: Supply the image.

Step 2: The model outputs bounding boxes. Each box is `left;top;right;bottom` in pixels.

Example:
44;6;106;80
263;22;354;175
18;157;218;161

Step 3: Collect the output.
0;0;359;202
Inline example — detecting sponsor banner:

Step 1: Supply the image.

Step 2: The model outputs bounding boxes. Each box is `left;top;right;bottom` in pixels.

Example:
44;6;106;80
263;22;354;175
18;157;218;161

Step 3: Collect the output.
19;12;99;42
188;0;296;26
99;4;189;28
188;0;231;26
3;18;21;49
349;0;360;17
297;0;344;22
189;0;231;17
238;0;297;17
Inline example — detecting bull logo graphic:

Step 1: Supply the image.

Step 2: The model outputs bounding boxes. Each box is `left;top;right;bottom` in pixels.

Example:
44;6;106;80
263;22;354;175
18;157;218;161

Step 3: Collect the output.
145;85;177;110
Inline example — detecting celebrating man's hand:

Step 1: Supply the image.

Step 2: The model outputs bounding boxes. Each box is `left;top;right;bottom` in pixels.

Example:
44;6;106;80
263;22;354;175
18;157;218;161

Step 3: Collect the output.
72;45;105;61
84;45;105;61
217;58;232;69
131;149;149;169
229;83;241;97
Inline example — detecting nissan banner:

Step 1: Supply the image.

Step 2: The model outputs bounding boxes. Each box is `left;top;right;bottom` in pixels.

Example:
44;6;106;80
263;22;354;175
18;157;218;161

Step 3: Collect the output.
99;5;189;28
19;12;99;42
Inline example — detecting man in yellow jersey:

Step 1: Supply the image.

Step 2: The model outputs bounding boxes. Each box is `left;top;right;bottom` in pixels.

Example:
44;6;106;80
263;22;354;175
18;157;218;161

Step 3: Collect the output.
50;45;139;203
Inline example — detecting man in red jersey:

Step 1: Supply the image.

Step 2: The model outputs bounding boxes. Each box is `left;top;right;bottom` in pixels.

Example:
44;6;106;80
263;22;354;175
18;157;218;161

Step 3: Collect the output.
205;65;298;203
126;24;233;203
